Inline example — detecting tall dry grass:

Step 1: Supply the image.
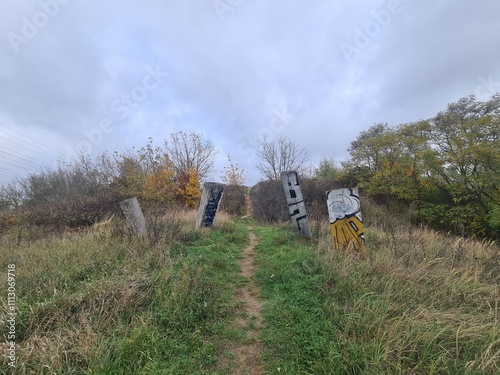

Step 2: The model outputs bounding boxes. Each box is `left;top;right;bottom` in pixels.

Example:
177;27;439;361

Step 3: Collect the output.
0;207;215;372
310;199;500;373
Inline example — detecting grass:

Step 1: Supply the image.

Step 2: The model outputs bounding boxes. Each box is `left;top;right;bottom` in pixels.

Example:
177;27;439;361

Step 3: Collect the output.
1;201;499;374
1;209;248;374
252;203;500;374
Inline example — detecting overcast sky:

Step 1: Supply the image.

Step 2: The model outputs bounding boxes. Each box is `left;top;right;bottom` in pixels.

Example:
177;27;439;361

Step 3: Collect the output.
1;0;499;186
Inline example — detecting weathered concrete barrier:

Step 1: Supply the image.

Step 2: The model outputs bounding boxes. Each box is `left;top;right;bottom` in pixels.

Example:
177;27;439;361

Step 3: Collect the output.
119;197;147;236
281;171;311;237
196;182;225;228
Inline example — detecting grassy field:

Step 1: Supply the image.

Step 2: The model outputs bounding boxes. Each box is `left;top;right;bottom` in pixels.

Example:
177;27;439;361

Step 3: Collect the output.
254;224;499;374
1;202;499;374
1;211;249;374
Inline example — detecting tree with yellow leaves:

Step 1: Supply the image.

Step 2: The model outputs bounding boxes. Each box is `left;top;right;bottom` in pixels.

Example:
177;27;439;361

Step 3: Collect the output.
143;161;176;204
176;168;201;208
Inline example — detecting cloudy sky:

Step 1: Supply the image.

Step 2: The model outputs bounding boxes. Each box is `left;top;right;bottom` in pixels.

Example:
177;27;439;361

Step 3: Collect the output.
0;0;499;186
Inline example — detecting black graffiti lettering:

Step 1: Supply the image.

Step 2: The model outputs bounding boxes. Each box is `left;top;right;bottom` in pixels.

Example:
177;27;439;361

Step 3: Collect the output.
288;199;304;208
202;186;224;227
281;171;311;236
294;215;308;230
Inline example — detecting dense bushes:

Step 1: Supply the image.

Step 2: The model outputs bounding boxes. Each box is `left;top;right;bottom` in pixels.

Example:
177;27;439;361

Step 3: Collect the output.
301;178;341;221
0;134;219;230
250;180;288;222
345;95;500;239
218;184;247;216
0;194;122;232
250;178;342;223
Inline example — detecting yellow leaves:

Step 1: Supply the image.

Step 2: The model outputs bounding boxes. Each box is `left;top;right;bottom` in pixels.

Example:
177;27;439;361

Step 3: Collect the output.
113;139;204;207
143;163;176;204
176;168;201;208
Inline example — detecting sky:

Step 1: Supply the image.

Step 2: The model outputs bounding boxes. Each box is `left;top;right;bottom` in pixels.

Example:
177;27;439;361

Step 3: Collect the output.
0;0;499;186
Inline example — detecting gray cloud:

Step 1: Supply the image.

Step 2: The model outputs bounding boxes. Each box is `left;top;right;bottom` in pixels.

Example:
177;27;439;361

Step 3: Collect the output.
0;0;499;184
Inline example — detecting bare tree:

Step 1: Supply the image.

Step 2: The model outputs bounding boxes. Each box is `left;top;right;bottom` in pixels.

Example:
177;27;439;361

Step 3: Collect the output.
0;182;24;209
255;136;309;180
165;131;219;180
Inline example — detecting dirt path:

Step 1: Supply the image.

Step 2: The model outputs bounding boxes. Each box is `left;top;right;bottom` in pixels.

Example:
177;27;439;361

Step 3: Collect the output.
228;227;264;375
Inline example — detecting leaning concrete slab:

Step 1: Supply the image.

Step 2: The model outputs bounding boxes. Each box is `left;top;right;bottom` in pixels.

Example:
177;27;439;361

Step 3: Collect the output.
326;187;365;254
281;171;311;237
119;197;147;236
196;182;225;228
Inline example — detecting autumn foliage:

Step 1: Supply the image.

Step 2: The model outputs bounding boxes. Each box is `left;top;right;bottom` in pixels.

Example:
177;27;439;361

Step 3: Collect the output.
176;168;201;208
341;95;500;239
0;133;217;229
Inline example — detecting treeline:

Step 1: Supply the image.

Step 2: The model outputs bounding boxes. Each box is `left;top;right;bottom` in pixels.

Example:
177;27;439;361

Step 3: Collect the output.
0;132;217;228
331;95;500;239
1;95;499;239
247;95;499;240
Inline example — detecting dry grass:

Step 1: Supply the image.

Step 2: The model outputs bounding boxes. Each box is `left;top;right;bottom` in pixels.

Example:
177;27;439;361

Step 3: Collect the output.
0;206;242;373
0;214;163;373
309;199;500;373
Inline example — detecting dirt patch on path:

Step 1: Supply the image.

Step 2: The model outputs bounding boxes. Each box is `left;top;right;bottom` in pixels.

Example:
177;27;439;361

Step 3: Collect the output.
224;227;264;375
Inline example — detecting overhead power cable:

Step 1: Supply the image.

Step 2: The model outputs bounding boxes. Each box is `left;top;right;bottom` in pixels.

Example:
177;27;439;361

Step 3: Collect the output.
0;120;65;159
0;150;47;169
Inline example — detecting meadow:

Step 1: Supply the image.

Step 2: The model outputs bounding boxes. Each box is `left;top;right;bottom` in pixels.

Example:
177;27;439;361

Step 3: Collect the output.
1;199;499;374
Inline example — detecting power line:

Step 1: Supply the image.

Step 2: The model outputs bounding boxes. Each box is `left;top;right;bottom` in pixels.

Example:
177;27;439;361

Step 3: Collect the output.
0;150;47;169
0;120;65;159
0;166;20;175
0;131;62;161
0;128;61;160
0;160;38;172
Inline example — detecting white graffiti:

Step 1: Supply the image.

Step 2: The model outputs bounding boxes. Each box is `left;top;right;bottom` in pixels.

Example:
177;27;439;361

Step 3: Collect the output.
327;188;361;223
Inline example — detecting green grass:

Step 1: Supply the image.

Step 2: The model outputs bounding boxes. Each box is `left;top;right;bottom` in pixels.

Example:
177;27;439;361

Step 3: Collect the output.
254;225;350;374
1;208;499;374
1;212;248;374
253;223;499;374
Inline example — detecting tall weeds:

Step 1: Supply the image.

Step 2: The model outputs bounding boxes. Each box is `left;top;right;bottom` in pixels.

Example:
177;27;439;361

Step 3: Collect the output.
312;198;500;373
0;208;245;374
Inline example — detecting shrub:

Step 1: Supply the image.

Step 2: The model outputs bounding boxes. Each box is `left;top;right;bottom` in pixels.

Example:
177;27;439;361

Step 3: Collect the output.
218;185;246;216
250;180;288;223
249;178;343;224
301;178;341;221
0;194;122;233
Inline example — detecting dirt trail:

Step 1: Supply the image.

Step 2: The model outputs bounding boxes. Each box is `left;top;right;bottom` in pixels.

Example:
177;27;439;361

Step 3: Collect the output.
229;227;264;375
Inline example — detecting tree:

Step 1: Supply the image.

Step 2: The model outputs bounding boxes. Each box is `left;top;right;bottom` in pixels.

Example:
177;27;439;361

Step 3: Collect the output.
255;136;309;180
176;168;201;208
143;163;176;204
113;139;177;204
424;95;500;235
0;182;23;209
346;95;500;238
347;121;433;203
348;123;391;173
315;158;342;180
165;131;219;180
221;154;247;185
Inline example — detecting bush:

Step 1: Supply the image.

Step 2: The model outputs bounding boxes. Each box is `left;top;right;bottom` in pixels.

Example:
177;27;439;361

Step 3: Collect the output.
218;185;246;216
250;180;288;223
301;178;341;221
0;194;122;232
250;178;343;224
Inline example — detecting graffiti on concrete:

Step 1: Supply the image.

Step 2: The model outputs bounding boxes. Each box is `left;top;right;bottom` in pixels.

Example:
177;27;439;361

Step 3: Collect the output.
281;171;311;237
326;187;365;253
196;182;225;228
